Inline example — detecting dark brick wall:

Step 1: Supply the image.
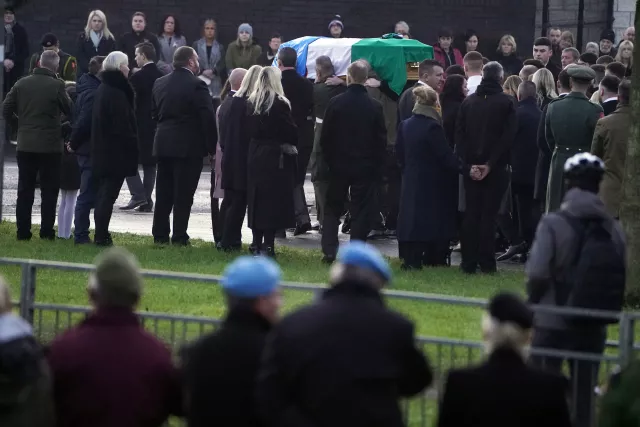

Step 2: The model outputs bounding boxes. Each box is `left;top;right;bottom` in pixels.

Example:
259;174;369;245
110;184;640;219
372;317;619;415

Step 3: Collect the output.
15;0;535;61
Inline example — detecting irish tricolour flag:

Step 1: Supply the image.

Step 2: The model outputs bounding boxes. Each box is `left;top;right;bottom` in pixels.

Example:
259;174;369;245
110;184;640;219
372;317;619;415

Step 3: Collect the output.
274;36;433;95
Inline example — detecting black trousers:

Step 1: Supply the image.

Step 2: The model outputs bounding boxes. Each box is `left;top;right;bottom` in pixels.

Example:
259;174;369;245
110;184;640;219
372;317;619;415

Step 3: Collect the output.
221;189;247;248
16;151;61;239
321;176;376;257
512;182;536;245
531;326;607;427
94;176;124;242
293;144;313;226
152;156;203;243
210;167;221;243
381;147;401;230
399;241;450;269
461;166;509;272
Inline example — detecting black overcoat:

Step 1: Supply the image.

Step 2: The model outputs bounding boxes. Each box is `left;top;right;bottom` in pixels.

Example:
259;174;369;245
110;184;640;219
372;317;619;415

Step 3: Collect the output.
75;32;117;78
437;348;571;427
183;308;271;427
511;97;542;186
219;95;251;191
256;280;433;427
247;97;298;230
130;63;163;166
396;112;467;244
90;70;138;179
60;84;80;190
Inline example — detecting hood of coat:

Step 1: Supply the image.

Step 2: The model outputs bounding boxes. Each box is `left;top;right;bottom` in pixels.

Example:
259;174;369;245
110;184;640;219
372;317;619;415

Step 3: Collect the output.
100;69;135;106
476;78;504;97
76;72;101;95
561;188;610;219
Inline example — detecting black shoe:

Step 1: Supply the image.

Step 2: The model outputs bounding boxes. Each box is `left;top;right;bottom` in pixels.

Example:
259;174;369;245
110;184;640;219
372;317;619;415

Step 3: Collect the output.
154;237;170;245
460;264;477;274
40;233;55;241
385;229;397;237
172;239;191;247
119;199;146;211
263;246;276;258
322;255;336;264
311;222;321;231
249;244;261;256
480;267;498;274
16;234;32;241
136;201;153;212
294;222;312;236
74;238;92;245
496;242;527;262
367;229;386;239
95;238;114;247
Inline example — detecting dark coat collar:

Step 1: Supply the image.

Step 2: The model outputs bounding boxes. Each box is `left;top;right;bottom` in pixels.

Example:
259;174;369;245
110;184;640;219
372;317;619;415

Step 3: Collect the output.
83;307;140;327
487;347;527;367
224;307;272;332
347;84;367;94
100;69;135;105
323;280;384;305
32;67;57;78
518;97;538;108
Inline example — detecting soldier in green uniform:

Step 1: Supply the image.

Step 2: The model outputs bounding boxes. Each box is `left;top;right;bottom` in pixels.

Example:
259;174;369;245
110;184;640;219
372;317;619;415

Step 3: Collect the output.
29;33;77;82
545;66;603;212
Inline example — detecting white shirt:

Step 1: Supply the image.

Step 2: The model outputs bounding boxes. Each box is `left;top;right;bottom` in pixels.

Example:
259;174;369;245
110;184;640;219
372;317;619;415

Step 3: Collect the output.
467;75;482;95
603;96;618;103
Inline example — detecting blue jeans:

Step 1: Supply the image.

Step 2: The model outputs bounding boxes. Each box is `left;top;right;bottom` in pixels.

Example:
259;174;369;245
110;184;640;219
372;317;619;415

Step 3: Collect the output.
74;155;96;243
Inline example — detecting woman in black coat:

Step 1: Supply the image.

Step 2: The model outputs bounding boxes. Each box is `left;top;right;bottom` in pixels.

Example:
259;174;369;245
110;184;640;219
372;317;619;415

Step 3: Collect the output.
495;35;523;77
440;74;468;148
76;10;117;79
58;82;81;239
396;85;472;269
246;67;298;257
91;51;138;246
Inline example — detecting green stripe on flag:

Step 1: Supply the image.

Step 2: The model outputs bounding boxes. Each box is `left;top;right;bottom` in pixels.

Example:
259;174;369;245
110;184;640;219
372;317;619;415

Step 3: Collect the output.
351;38;434;95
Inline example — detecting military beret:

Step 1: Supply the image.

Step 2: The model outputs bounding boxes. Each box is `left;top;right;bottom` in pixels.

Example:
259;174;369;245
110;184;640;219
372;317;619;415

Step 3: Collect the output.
488;292;533;330
567;65;596;81
221;256;281;298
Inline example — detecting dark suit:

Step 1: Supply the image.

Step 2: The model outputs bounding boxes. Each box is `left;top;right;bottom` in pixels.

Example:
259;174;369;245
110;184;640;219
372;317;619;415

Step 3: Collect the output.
151;67;216;244
319;84;387;257
437;348;571;427
397;81;422;123
256;281;432;427
126;62;164;206
281;69;314;227
183;308;271;427
602;98;618;116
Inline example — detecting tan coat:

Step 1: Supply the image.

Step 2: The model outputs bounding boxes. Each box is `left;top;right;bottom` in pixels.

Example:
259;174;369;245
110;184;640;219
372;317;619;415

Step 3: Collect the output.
591;105;630;217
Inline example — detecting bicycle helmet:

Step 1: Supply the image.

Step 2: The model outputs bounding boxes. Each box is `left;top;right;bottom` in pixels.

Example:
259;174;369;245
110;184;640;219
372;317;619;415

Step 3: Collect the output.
563;152;604;179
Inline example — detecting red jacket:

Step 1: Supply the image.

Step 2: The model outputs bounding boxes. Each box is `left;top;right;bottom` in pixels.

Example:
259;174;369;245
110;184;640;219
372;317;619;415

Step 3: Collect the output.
433;45;464;68
47;309;182;427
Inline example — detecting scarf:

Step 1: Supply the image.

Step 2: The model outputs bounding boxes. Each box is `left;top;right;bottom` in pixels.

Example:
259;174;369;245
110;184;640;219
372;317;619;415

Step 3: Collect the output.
412;103;442;124
90;30;101;49
4;23;14;57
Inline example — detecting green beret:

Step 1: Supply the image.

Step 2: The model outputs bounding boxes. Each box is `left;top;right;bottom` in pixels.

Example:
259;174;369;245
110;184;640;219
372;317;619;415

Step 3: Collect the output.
567;66;596;81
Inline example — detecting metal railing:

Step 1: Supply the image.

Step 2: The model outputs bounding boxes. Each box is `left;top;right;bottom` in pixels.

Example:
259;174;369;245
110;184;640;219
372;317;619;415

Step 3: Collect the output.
0;257;638;426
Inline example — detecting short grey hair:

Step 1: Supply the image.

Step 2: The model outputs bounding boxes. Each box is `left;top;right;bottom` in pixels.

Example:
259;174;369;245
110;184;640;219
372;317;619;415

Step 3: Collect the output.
315;55;335;80
347;60;369;85
563;47;580;61
39;50;60;72
586;42;599;52
102;51;129;71
89;247;142;309
482;61;504;82
395;21;410;34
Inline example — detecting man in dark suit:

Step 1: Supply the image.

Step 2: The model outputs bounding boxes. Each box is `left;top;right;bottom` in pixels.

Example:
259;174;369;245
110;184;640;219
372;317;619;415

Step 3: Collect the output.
151;46;216;245
498;82;542;262
122;42;163;212
278;47;315;235
599;75;620;116
437;292;571;427
397;59;444;122
319;60;387;262
257;242;432;427
455;61;517;274
532;37;561;82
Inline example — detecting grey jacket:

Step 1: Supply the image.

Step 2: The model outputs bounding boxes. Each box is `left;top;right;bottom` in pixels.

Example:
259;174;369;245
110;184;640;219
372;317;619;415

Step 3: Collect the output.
525;188;626;330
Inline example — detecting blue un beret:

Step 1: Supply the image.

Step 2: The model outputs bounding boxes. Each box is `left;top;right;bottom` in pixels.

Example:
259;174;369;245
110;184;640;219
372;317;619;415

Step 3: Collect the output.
221;256;282;298
337;241;392;281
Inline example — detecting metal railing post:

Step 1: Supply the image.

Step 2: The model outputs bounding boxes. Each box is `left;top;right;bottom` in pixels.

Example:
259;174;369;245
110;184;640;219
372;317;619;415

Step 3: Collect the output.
618;313;635;367
18;262;37;324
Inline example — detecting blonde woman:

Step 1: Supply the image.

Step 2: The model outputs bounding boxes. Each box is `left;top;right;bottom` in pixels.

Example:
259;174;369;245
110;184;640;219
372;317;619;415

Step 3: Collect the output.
437;293;572;427
615;40;633;76
246;67;297;257
193;19;226;97
76;10;116;78
531;68;558;108
502;75;522;97
495;34;523;76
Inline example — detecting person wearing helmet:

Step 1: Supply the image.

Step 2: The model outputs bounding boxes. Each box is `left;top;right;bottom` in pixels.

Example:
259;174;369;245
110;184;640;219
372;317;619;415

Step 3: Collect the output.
183;256;282;427
526;152;626;427
257;242;432;427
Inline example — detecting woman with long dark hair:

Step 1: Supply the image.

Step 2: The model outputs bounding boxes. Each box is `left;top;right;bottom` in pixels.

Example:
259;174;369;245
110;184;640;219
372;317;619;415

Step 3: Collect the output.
440;74;468;148
157;15;186;64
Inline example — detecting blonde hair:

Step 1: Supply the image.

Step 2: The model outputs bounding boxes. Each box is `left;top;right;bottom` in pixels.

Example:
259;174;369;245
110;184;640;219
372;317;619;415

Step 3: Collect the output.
615;40;634;69
234;64;262;98
412;84;439;107
102;51;128;71
0;276;11;314
502;75;522;97
532;68;558;105
248;67;291;115
482;313;531;359
497;34;517;53
84;10;114;40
